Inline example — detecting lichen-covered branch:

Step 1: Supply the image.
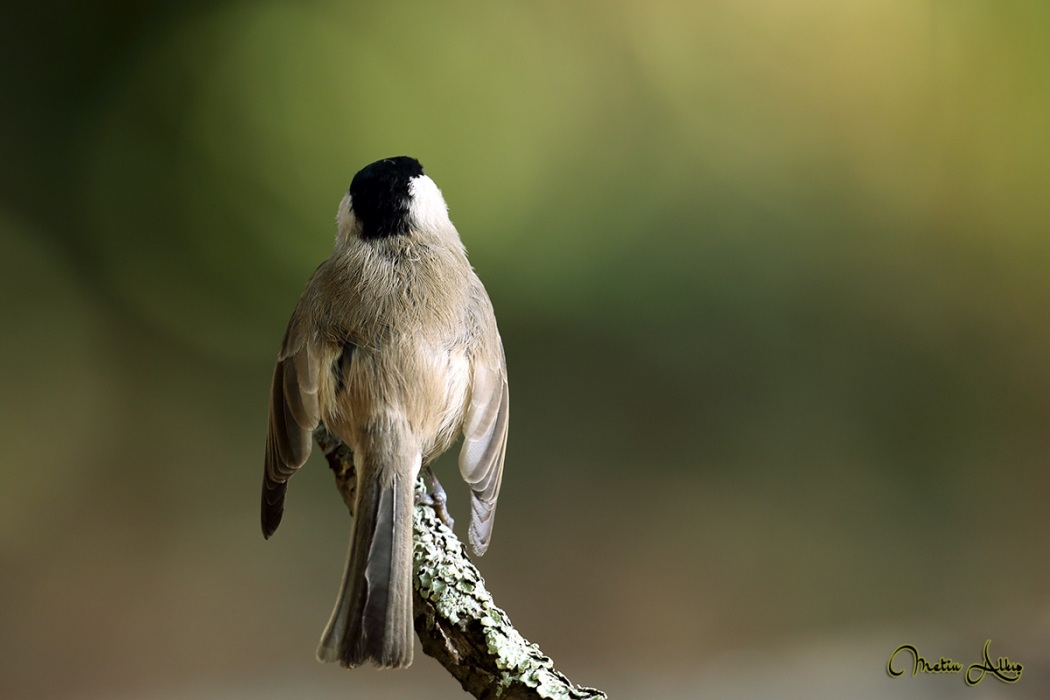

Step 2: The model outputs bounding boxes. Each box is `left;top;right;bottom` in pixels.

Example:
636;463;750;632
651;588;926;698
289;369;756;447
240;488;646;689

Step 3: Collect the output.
314;426;606;700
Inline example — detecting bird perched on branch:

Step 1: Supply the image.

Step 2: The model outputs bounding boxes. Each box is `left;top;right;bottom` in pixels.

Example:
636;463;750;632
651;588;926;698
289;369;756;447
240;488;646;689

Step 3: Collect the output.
261;156;509;669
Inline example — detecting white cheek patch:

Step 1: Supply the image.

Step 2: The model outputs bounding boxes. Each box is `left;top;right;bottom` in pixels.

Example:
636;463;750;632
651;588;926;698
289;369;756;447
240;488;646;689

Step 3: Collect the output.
408;175;451;231
335;192;357;242
336;192;352;224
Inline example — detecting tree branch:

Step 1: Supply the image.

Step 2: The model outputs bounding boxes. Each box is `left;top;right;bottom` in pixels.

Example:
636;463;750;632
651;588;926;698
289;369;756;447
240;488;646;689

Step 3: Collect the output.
315;426;606;700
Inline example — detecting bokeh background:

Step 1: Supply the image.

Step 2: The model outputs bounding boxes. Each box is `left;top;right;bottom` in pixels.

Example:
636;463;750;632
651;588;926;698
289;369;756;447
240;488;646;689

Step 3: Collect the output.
2;1;1049;698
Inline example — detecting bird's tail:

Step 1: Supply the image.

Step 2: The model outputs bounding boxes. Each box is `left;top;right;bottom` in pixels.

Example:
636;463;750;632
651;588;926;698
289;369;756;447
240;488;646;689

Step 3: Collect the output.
317;453;417;668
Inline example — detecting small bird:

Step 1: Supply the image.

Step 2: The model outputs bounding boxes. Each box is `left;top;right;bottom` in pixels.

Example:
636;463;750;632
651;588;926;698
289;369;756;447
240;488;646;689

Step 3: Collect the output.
261;156;509;669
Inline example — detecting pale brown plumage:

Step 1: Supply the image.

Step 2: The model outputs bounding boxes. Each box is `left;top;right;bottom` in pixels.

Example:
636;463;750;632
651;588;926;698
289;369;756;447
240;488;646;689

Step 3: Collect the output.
261;158;508;669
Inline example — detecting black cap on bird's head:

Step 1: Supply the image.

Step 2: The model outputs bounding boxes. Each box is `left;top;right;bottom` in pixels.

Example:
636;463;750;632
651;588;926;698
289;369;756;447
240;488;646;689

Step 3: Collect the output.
348;156;426;239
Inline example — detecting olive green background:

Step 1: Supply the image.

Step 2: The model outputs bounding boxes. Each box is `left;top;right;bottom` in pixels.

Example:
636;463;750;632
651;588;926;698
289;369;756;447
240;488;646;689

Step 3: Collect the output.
2;2;1049;698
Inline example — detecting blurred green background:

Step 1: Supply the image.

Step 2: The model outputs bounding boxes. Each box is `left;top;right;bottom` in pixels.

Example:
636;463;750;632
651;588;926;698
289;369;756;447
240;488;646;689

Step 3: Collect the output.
2;1;1049;698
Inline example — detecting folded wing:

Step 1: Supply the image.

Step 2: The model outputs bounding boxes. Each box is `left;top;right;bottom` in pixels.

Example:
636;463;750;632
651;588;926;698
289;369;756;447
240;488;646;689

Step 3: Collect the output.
458;342;509;556
262;340;321;538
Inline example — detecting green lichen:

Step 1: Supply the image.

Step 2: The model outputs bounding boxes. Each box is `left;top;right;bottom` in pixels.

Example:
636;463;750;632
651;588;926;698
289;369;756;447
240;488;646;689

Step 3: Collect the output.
411;477;607;700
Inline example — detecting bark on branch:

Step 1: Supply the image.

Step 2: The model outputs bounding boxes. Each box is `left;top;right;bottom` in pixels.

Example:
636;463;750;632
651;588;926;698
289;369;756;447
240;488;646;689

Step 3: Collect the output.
315;426;606;700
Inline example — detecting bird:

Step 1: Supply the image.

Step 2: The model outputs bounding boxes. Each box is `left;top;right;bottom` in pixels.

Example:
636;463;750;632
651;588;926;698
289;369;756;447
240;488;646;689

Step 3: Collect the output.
261;156;508;669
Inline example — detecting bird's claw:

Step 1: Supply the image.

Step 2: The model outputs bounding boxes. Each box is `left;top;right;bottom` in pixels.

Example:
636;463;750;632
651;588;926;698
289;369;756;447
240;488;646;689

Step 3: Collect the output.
419;465;455;529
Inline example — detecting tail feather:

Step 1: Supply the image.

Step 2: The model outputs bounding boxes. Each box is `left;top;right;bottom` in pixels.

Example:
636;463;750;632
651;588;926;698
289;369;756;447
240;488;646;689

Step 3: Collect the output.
317;465;416;668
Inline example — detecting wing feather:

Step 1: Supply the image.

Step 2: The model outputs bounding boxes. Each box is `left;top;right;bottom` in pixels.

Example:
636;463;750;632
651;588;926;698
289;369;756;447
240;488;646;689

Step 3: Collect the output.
459;343;509;555
262;339;321;538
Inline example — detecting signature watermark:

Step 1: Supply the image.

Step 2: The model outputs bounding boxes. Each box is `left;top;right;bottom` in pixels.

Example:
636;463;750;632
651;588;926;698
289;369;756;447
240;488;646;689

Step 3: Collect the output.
887;640;1022;686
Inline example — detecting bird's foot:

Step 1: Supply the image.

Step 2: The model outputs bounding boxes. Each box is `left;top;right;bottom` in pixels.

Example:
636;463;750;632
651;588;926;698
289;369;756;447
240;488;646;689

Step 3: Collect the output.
419;465;455;529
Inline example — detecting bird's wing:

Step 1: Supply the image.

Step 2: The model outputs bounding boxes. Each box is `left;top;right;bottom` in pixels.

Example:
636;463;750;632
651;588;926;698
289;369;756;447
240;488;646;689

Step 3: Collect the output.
459;328;509;556
261;325;321;538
